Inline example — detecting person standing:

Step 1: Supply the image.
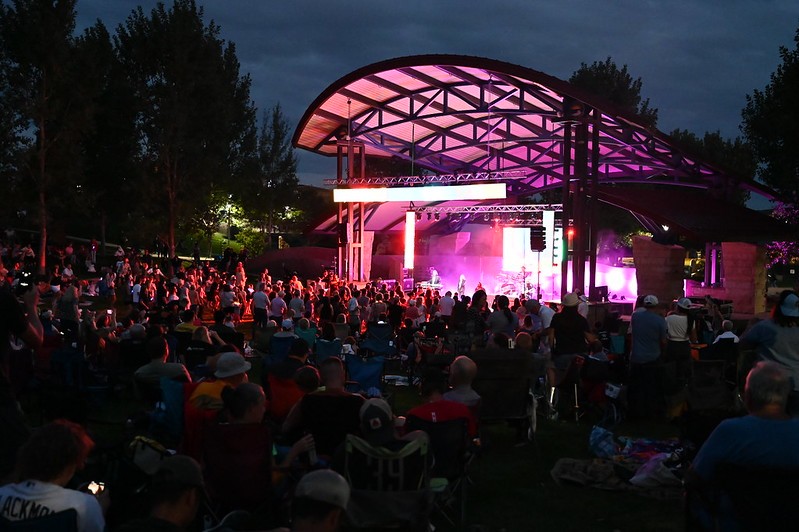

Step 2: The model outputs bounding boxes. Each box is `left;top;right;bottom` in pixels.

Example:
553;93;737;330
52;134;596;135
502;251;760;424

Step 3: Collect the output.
628;295;668;420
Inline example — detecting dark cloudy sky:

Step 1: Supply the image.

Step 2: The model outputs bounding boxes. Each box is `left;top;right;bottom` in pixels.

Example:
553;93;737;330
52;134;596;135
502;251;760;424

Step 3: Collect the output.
76;0;799;186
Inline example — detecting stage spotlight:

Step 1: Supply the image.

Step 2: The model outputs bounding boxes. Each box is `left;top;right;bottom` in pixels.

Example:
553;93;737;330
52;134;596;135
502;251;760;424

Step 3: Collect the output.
416;212;422;221
434;212;440;221
483;213;490;221
427;212;432;221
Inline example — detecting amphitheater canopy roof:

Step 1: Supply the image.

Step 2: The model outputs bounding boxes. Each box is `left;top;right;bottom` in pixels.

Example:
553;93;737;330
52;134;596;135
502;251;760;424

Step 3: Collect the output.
294;55;790;242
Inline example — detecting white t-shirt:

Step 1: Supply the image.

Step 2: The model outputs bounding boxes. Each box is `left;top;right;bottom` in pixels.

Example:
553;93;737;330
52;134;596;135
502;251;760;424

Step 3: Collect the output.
665;313;691;342
131;283;141;303
539;304;555;329
252;290;269;310
438;296;455;316
0;480;104;532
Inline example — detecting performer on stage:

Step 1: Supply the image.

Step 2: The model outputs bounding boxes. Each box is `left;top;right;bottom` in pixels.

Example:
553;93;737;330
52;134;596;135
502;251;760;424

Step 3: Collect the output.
429;268;440;286
457;274;466;298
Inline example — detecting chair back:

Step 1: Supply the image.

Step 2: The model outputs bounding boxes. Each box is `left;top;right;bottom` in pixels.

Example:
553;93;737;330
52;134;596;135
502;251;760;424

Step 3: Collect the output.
202;422;272;514
713;463;799;531
295;327;317;350
300;393;364;457
171;331;193;358
345;354;385;394
267;335;294;364
344;433;430;491
469;349;534;422
266;374;304;422
342;434;433;531
0;508;78;531
405;416;468;480
218;330;246;351
314;338;342;365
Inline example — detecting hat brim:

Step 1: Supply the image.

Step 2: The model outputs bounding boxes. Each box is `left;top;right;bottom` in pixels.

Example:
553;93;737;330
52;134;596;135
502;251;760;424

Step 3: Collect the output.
214;360;252;378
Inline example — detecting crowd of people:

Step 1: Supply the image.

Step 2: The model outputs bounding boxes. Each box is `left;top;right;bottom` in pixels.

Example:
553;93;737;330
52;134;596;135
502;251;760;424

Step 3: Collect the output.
1;236;798;530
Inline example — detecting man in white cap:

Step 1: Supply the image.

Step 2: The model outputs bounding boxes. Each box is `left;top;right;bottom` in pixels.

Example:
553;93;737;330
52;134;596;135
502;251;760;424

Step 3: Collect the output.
117;455;207;531
628;294;668;420
289;470;351;532
189;351;251;409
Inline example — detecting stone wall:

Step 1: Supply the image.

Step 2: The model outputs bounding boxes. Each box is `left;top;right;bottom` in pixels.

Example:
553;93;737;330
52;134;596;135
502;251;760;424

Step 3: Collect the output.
632;235;686;304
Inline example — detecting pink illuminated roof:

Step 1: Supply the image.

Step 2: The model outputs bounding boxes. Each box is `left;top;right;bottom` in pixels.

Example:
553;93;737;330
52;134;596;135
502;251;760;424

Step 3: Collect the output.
294;55;776;200
295;55;788;241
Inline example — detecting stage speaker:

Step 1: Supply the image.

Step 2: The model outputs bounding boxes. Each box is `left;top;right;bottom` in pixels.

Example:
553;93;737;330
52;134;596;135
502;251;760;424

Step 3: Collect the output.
384;279;397;290
402;278;414;291
530;225;546;251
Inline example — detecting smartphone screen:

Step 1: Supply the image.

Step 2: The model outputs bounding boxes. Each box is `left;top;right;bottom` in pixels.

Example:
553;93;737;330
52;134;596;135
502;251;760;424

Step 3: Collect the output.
88;481;105;495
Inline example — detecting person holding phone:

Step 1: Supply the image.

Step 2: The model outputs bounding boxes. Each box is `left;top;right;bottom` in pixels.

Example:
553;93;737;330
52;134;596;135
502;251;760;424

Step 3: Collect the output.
0;420;105;531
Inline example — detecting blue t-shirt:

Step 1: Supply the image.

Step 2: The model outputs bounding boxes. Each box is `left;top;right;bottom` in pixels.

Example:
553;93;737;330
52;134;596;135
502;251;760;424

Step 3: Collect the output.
692;415;799;480
630;310;667;364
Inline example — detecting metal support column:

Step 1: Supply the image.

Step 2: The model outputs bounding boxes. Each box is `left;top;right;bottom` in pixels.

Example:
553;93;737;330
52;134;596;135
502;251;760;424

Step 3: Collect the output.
588;110;600;299
572;119;589;294
560;124;572;299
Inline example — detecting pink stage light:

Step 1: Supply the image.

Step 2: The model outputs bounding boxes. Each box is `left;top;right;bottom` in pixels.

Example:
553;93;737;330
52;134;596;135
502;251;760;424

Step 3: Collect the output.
404;211;415;270
333;183;507;203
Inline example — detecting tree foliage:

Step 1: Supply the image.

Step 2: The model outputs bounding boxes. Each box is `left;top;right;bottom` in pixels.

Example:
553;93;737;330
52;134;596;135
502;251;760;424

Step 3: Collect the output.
668;129;755;204
0;0;99;271
114;0;256;255
235;104;299;247
766;202;799;267
569;57;658;127
742;27;799;200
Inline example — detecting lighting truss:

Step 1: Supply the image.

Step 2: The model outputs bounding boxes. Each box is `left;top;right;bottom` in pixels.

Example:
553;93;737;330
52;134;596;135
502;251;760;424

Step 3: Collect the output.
323;170;526;186
413;204;562;215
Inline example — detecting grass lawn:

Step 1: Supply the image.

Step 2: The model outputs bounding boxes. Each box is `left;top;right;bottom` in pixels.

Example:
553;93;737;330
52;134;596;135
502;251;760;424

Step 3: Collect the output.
389;384;684;532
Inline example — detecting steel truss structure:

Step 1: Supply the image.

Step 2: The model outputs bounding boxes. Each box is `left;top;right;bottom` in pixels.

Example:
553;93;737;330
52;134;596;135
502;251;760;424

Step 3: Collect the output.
323;170;526;186
293;55;785;291
412;204;562;215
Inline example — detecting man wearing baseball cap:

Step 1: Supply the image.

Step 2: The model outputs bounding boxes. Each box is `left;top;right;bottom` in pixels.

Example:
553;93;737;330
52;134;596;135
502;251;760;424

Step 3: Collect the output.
117;455;207;531
629;294;668;420
289;470;350;531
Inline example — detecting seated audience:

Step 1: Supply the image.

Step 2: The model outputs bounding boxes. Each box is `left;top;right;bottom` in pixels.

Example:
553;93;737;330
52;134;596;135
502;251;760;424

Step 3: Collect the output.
713;319;740;344
283;357;364;458
0;420;104;531
406;372;478;437
687;361;799;530
189;352;250;410
444;355;481;408
134;336;191;389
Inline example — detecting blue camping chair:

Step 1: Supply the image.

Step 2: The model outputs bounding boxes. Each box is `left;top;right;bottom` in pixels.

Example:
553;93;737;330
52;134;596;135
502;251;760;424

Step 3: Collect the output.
315;338;342;365
345;354;385;396
267;335;294;366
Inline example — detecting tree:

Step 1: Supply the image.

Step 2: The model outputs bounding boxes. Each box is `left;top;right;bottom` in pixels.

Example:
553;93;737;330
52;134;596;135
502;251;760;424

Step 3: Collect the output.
236;104;298;248
0;0;93;272
668;129;755;203
766;202;799;267
114;0;256;256
75;20;139;251
742;26;799;200
569;57;658;127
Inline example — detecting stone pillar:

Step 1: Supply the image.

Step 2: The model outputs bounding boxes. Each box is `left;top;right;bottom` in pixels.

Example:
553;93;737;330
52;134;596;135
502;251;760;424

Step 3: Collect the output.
632;236;685;304
720;242;766;315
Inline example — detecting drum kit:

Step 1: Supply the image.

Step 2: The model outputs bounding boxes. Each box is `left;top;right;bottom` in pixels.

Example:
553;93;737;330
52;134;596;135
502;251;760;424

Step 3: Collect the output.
494;271;537;298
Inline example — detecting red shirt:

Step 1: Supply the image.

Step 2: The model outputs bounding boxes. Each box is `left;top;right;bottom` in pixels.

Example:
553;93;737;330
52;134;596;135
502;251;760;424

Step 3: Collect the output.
406;399;477;437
